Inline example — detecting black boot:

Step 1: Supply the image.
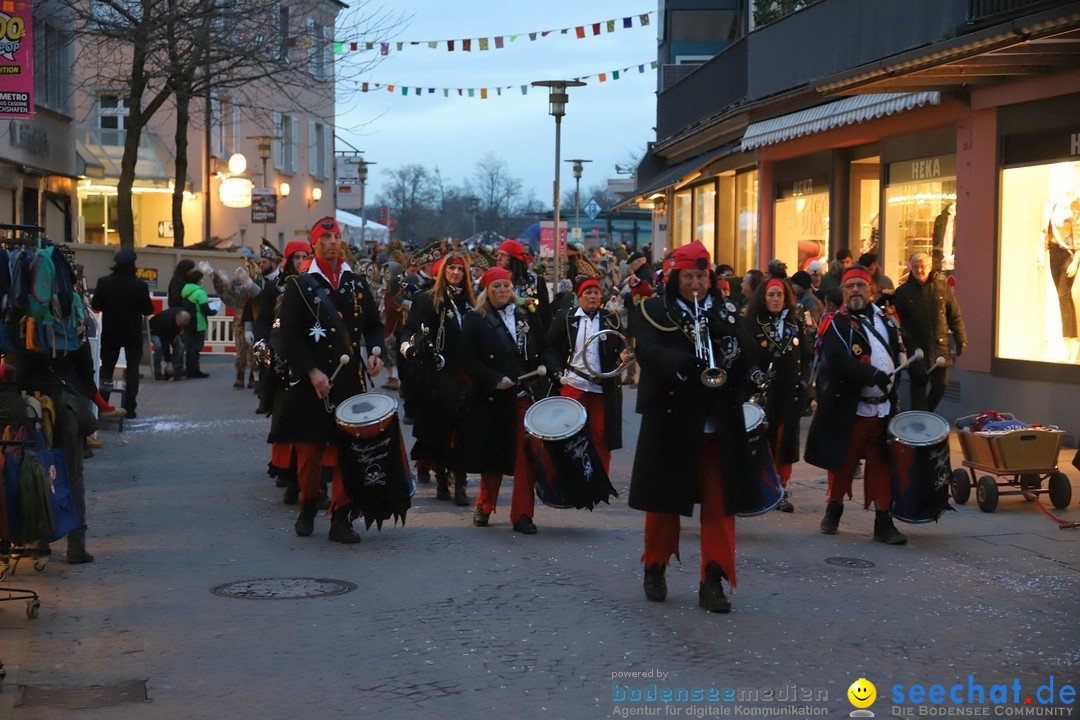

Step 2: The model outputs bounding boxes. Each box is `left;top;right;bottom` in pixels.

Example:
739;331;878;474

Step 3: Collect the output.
820;500;843;534
873;510;907;545
698;561;732;613
328;506;362;544
435;468;451;501
295;501;318;537
453;472;469;507
643;564;667;602
417;468;432;484
282;473;299;505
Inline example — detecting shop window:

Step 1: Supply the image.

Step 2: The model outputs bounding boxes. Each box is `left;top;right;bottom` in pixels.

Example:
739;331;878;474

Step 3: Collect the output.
693;181;717;250
774;179;828;273
849;157;880;261
998;161;1080;366
672;189;692;248
884;155;956;285
735;169;758;274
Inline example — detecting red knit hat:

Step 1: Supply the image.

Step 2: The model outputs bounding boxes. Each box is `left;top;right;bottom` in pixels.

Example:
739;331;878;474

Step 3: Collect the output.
842;267;874;286
481;267;511;289
283;241;310;260
576;278;602;297
497;239;527;262
665;240;711;273
309;217;341;248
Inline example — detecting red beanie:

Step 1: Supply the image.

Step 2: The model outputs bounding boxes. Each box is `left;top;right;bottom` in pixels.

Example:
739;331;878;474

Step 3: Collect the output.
431;257;446;277
842;267;874;286
283;241;310;260
576;278;601;297
310;217;341;248
665;240;711;273
498;239;527;262
481;267;511;289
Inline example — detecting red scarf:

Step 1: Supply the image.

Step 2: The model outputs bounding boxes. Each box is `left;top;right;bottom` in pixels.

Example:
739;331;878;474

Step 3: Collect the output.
314;256;343;290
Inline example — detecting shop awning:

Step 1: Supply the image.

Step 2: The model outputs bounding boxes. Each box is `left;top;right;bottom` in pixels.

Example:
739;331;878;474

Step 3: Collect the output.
612;144;738;210
741;92;941;150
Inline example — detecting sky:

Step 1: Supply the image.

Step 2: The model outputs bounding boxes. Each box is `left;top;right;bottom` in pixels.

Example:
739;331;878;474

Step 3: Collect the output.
333;1;659;210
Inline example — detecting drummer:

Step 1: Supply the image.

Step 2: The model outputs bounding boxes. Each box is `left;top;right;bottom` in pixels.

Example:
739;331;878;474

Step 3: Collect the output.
268;217;386;544
460;266;546;534
543;277;631;475
739;278;812;512
804;265;925;545
628;240;761;613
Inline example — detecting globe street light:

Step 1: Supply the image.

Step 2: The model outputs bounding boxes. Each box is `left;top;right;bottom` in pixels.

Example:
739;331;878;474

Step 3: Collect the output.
565;158;591;244
532;79;586;290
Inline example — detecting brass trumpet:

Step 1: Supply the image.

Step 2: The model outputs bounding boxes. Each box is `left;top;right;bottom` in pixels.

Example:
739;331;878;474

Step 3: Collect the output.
693;292;727;387
399;324;445;371
582;329;636;379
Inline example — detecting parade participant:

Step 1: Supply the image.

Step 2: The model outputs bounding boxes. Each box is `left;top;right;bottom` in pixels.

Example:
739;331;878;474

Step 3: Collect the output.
268;217;386;543
628;240;761;613
542;277;631;475
402;253;475;505
203;254;263;389
460;266;545;533
496;239;552;329
891;252;967;412
805;266;924;544
739;278;812;512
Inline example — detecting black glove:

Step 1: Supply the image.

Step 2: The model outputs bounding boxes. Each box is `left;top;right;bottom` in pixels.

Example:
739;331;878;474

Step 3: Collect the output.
872;370;891;393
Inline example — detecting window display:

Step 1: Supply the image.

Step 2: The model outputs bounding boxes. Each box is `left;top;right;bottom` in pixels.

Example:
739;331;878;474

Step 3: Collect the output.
998;161;1080;365
672;189;692;248
735;169;758;274
884;155;956;285
773;181;828;273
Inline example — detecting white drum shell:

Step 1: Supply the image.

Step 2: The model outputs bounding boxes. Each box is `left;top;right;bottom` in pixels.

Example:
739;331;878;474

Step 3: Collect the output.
888;411;949;447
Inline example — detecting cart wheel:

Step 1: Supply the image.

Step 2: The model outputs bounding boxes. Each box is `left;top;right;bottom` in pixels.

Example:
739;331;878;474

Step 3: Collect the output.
950;468;971;505
26;600;39;619
34;559;47;573
1048;472;1072;510
976;475;999;513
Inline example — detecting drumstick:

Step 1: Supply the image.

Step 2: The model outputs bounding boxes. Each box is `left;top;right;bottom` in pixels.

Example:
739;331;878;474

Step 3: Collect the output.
328;354;350;384
890;348;923;378
517;365;547;383
927;356;946;374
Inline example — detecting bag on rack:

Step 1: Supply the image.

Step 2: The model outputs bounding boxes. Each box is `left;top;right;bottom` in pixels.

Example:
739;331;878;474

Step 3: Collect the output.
36;447;79;541
16;449;54;546
2;447;19;541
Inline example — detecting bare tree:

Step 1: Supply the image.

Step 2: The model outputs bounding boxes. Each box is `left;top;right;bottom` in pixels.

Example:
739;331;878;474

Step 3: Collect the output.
378;164;439;244
466;153;525;238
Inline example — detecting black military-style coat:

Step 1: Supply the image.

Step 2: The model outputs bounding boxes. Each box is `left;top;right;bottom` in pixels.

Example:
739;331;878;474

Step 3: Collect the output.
542;307;624;451
459;303;544;476
739;309;813;466
804;305;910;472
627;290;762;517
513;270;552;330
268;264;385;444
401;288;471;463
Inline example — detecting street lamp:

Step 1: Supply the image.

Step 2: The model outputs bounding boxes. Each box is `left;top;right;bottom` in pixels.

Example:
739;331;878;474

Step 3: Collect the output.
532;79;586;290
565;158;591;244
356;158;375;244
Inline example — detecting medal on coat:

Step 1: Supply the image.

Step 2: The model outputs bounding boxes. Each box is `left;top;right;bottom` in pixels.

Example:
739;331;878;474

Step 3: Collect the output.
309;323;327;342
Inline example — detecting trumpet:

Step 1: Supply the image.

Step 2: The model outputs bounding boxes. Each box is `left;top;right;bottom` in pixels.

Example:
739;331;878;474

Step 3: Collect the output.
399;324;446;371
692;292;727;388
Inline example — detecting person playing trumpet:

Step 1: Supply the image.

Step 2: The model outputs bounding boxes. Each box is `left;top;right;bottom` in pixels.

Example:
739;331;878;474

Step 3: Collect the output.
460;267;546;534
542;277;632;475
628;240;761;613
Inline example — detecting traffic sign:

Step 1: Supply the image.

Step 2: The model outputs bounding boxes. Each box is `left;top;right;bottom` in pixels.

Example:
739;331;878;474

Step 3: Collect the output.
584;199;601;220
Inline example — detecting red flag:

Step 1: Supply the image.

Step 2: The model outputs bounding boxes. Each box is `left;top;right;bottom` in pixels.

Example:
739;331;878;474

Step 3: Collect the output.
592;23;601;35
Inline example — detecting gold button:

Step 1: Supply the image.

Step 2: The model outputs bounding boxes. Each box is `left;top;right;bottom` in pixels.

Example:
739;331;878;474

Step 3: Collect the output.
668;390;675;396
666;409;673;414
489;354;495;359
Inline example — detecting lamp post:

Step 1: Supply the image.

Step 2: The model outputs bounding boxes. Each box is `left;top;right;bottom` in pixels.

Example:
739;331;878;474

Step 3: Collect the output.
532;79;586;290
356;158;375;245
468;196;479;239
565;158;591;244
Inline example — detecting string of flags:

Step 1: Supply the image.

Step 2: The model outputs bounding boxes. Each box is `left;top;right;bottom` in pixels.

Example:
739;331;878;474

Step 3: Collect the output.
331;12;652;56
350;61;657;99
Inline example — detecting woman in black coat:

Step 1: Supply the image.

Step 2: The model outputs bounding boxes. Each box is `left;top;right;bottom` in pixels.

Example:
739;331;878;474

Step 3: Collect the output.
460;267;545;533
739;278;812;513
402;253;475;506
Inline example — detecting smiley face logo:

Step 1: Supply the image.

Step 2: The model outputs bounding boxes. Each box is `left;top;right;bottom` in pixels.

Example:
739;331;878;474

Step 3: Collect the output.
848;678;877;709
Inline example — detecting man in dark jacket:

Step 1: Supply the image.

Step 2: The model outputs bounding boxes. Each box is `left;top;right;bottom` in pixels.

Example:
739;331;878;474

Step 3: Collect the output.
149;308;191;380
91;249;155;418
891;253;967;412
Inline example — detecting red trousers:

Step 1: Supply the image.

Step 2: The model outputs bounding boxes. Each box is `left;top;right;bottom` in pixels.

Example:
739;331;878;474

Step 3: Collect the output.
826;415;891;510
270;442;293;474
558;385;610;474
770;416;792;485
477;396;535;524
293;442;351;512
642;436;737;586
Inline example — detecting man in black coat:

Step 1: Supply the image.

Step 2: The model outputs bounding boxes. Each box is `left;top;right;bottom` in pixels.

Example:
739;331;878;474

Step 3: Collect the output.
91;249;155;418
148;307;191;380
268;218;386;544
891;253;966;412
628;240;761;614
805;266;925;545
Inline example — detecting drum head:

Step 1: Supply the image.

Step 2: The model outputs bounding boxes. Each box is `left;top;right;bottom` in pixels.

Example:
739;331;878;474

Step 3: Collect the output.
524;397;587;441
742;403;765;432
335;392;398;426
888;411;949;446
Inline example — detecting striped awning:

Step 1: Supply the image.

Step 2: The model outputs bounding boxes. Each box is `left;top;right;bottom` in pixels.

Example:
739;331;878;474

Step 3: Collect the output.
741;92;941;150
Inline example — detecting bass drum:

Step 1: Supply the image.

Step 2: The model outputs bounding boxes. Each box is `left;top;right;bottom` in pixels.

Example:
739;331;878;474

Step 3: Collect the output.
887;410;952;524
737;403;784;517
524;396;617;511
334;393;414;529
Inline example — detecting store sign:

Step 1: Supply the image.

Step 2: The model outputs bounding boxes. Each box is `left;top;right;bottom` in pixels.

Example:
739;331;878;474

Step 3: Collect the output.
1002;129;1080;166
888;154;956;184
538;221;567;260
0;0;33;118
136;267;159;290
777;175;828;199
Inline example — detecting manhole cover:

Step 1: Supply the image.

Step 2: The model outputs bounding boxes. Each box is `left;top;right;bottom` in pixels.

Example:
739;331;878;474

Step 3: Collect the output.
211;577;357;600
825;557;876;569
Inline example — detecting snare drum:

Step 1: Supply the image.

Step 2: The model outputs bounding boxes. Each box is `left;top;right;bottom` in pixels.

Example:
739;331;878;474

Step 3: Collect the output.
524;396;617;510
738;403;784;517
888;410;952;524
334;393;414;529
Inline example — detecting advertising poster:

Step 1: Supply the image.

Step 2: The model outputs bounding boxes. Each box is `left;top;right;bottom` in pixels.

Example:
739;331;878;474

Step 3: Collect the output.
0;0;33;118
251;189;278;223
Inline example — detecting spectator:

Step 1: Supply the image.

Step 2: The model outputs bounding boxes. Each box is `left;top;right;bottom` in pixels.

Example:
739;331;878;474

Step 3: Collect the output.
91;249;155;418
808;260;826;301
766;258;788;280
149;308;191;381
820;248;852;294
790;270;824;329
857;252;894;295
181;270;216;379
740;269;764;309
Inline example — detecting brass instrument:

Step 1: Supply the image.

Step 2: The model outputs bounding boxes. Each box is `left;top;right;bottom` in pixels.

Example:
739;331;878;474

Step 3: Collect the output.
398;324;445;371
582;329;636;379
692;292;727;388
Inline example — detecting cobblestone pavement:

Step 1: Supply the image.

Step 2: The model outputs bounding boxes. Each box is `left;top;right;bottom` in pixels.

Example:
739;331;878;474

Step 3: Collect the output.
0;357;1076;719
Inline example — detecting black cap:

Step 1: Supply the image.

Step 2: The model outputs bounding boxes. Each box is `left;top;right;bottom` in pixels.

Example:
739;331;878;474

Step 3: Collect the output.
113;249;137;266
791;270;812;289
